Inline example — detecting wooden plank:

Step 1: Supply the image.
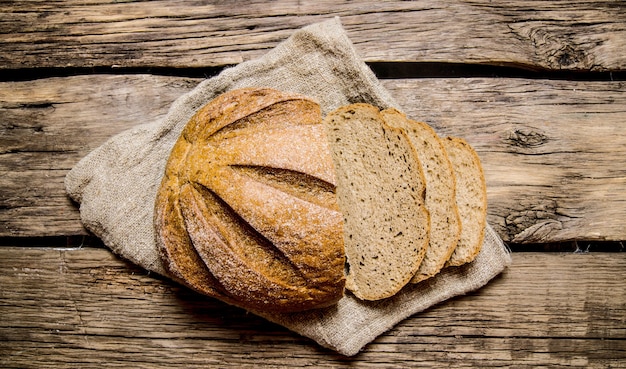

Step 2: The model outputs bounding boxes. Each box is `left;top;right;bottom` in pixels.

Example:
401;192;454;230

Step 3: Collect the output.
1;75;625;242
0;75;200;236
0;247;624;367
1;0;625;71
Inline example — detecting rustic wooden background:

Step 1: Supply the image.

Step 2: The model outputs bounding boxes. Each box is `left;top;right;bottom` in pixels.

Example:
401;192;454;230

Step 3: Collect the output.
1;1;624;368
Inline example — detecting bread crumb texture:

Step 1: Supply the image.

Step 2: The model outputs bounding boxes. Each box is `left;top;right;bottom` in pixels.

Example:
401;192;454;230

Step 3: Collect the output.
381;109;461;283
324;104;430;301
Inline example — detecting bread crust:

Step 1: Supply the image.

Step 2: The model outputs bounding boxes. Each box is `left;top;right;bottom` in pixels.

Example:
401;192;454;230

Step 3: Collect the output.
443;137;487;266
155;87;346;312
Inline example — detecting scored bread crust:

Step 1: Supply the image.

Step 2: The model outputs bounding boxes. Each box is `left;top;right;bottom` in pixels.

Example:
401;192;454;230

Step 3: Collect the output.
324;103;430;301
443;137;487;266
380;109;462;283
154;87;346;313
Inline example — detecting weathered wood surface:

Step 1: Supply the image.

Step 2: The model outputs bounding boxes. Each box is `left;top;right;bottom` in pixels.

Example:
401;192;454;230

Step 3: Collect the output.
1;0;625;71
391;78;626;243
1;75;624;243
0;247;624;368
1;1;625;368
0;75;199;237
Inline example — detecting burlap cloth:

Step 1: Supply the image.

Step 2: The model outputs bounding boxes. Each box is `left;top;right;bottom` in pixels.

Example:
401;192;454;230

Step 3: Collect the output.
65;17;511;356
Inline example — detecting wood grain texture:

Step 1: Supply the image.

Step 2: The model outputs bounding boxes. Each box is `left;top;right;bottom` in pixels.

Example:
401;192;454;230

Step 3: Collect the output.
0;75;200;236
1;0;624;71
382;78;626;243
2;3;623;368
0;247;624;367
1;75;624;243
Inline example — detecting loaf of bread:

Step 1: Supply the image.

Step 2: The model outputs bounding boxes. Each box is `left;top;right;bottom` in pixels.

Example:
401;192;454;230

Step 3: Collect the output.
381;108;462;283
324;103;430;300
154;87;346;313
443;137;487;266
155;88;488;312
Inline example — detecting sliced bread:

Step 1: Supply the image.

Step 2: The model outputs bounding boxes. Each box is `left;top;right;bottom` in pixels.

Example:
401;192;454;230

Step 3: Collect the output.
443;137;487;266
324;103;430;300
381;109;461;283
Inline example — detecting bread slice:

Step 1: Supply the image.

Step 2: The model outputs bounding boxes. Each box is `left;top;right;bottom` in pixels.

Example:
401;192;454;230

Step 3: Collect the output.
381;109;461;283
324;103;430;300
443;137;487;266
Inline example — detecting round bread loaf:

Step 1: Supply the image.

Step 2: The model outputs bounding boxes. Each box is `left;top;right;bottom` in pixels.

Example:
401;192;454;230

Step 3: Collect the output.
154;87;346;313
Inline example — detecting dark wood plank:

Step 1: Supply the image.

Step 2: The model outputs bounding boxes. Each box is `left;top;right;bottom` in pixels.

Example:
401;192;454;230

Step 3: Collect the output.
1;0;624;71
1;75;625;242
0;247;624;367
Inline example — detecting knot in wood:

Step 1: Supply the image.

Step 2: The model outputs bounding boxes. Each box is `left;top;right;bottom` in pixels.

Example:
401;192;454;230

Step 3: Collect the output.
511;24;591;70
550;45;586;69
505;199;561;242
507;128;549;148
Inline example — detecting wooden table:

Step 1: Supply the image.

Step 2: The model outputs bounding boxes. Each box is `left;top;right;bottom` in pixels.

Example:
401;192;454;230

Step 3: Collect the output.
1;1;625;367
